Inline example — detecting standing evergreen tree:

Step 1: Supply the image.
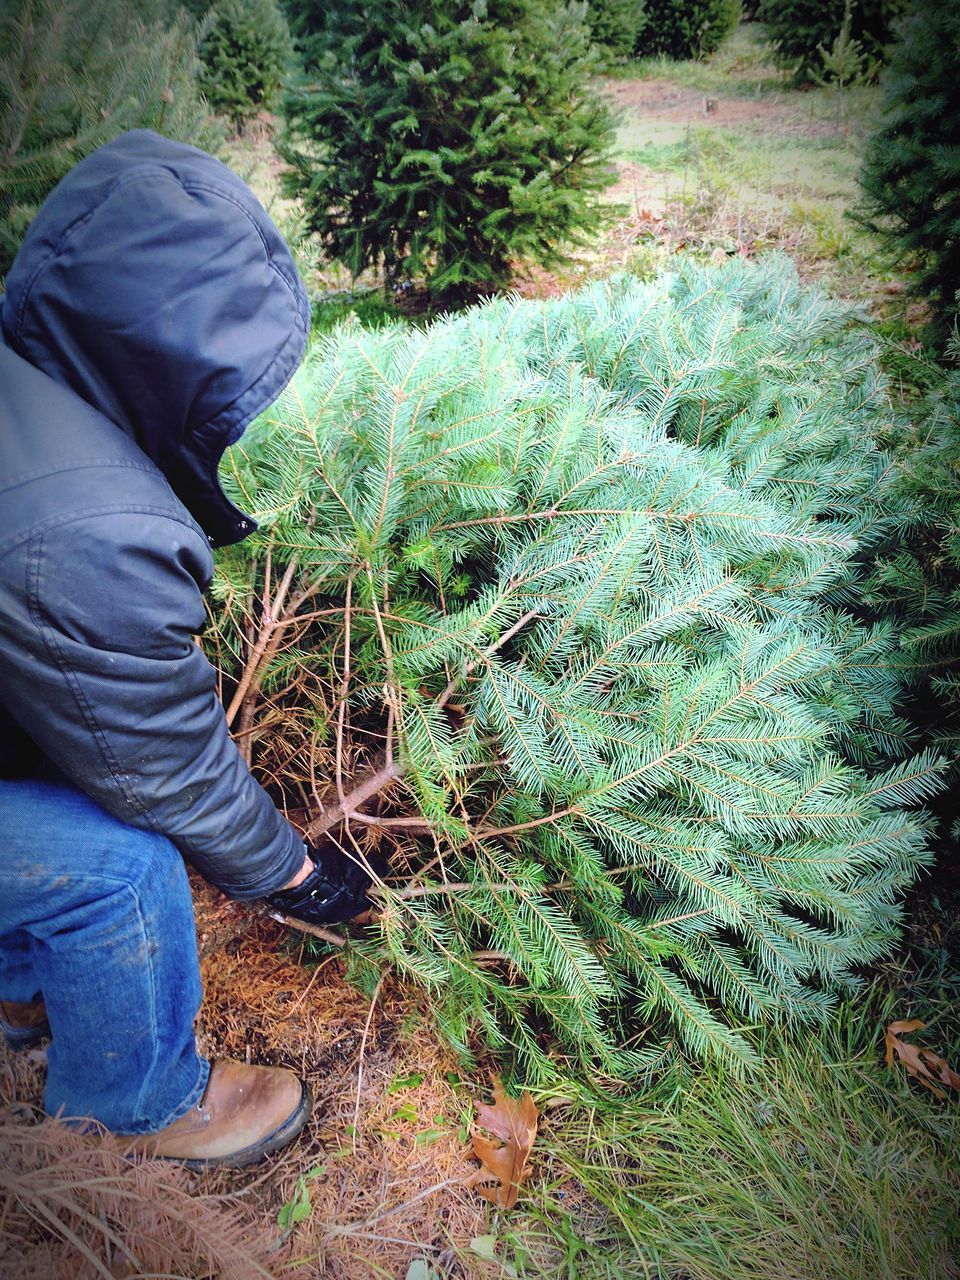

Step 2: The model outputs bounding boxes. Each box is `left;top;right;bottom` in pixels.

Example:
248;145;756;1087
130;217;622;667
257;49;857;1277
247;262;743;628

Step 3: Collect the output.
586;0;648;63
853;1;960;345
0;0;222;278
281;0;616;302
198;0;294;128
756;0;905;83
635;0;740;60
864;355;960;777
208;258;943;1083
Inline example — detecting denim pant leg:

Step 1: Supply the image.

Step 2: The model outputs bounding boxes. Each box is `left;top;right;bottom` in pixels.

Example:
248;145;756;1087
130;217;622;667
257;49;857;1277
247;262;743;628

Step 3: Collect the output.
0;778;209;1133
0;926;39;1003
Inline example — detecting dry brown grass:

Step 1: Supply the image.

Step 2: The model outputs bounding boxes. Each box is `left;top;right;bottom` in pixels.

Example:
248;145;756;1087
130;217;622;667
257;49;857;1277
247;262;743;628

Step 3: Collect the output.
0;1108;293;1280
191;880;493;1279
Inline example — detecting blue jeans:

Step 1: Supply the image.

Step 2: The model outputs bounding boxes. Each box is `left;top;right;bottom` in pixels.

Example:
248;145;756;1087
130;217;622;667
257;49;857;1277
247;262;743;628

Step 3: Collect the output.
0;777;209;1133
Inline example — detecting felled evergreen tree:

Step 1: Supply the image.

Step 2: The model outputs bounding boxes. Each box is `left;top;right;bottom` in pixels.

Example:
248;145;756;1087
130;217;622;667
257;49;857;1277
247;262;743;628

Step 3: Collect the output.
853;1;960;345
281;0;616;301
0;0;222;278
211;258;941;1083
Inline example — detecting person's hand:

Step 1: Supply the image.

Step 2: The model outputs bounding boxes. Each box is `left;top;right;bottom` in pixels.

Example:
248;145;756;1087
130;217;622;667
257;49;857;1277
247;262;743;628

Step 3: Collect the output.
265;844;373;926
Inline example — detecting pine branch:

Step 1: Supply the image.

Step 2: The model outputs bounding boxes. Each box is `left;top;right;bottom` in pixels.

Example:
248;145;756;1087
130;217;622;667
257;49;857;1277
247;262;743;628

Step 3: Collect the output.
302;762;403;843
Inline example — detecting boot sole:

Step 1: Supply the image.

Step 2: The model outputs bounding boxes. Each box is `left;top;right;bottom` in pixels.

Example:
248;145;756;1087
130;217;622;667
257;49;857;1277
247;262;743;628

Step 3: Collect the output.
0;1020;51;1051
171;1079;312;1172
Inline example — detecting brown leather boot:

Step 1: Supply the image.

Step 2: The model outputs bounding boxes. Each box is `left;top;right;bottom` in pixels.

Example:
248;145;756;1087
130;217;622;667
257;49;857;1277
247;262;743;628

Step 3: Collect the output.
112;1060;310;1171
0;997;50;1049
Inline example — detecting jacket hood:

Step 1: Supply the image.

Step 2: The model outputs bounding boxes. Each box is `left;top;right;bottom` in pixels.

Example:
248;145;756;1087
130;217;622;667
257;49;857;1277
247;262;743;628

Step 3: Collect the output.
0;129;309;547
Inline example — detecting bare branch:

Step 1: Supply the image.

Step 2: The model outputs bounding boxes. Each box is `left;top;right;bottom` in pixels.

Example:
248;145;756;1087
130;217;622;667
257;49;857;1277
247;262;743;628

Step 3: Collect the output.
267;911;346;947
225;554;300;729
435;607;540;709
303;761;403;843
335;578;354;808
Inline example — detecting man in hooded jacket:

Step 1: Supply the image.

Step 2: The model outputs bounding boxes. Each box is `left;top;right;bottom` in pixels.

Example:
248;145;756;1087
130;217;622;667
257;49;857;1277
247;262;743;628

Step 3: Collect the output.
0;130;368;1167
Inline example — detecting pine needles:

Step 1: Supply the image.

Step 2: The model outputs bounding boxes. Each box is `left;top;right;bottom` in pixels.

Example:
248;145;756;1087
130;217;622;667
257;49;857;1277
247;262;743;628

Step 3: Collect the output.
0;0;222;277
211;257;943;1083
0;1112;287;1279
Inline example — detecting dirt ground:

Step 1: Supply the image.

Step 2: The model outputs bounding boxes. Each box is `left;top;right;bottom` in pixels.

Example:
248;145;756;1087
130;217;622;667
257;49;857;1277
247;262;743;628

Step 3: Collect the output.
193;882;495;1277
604;76;843;139
512;46;888;310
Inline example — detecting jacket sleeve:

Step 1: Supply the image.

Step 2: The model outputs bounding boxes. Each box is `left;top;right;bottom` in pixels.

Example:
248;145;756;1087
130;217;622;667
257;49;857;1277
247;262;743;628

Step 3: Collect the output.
8;508;306;898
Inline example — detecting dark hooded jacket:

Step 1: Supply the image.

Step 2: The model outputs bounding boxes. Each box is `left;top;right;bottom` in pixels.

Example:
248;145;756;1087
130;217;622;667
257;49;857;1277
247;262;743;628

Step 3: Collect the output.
0;130;310;898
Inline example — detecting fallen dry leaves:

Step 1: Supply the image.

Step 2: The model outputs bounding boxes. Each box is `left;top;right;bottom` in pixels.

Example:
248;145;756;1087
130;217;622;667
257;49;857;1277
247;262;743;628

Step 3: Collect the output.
885;1019;960;1099
469;1077;538;1210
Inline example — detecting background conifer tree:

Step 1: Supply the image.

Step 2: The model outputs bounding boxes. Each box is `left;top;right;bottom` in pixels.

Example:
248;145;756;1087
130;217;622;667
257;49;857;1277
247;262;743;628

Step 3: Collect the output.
586;0;647;63
853;0;960;345
865;354;960;794
280;0;617;302
198;0;293;128
0;0;221;278
210;258;942;1083
635;0;740;60
756;0;904;83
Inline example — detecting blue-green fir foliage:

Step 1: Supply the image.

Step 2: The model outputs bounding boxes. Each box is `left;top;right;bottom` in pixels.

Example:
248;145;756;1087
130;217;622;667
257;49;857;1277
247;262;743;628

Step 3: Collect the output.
213;258;941;1082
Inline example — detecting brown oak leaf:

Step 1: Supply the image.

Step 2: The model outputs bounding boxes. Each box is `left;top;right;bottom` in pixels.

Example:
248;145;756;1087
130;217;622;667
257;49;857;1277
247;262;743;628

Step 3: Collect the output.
469;1077;537;1210
885;1019;960;1099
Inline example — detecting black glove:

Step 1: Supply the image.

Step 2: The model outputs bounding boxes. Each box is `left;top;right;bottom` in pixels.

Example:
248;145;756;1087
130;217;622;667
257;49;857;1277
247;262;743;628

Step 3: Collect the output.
265;844;372;926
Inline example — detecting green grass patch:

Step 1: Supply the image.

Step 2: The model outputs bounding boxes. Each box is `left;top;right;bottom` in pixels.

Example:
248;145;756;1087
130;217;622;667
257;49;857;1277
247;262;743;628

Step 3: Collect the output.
616;122;860;207
497;995;960;1279
311;288;408;334
607;22;880;127
605;22;787;97
601;22;891;305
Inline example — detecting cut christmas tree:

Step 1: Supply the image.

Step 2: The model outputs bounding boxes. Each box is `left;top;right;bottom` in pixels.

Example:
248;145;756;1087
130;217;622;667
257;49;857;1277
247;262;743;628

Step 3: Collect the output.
210;258;944;1084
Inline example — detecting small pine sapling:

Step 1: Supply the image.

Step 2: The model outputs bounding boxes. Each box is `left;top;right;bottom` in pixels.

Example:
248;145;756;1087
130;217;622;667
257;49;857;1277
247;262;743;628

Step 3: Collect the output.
198;0;294;129
811;0;874;124
756;0;905;84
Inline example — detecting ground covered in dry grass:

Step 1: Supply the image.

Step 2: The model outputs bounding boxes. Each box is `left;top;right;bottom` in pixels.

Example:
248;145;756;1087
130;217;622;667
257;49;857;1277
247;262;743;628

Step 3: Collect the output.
2;878;500;1279
3;874;958;1279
